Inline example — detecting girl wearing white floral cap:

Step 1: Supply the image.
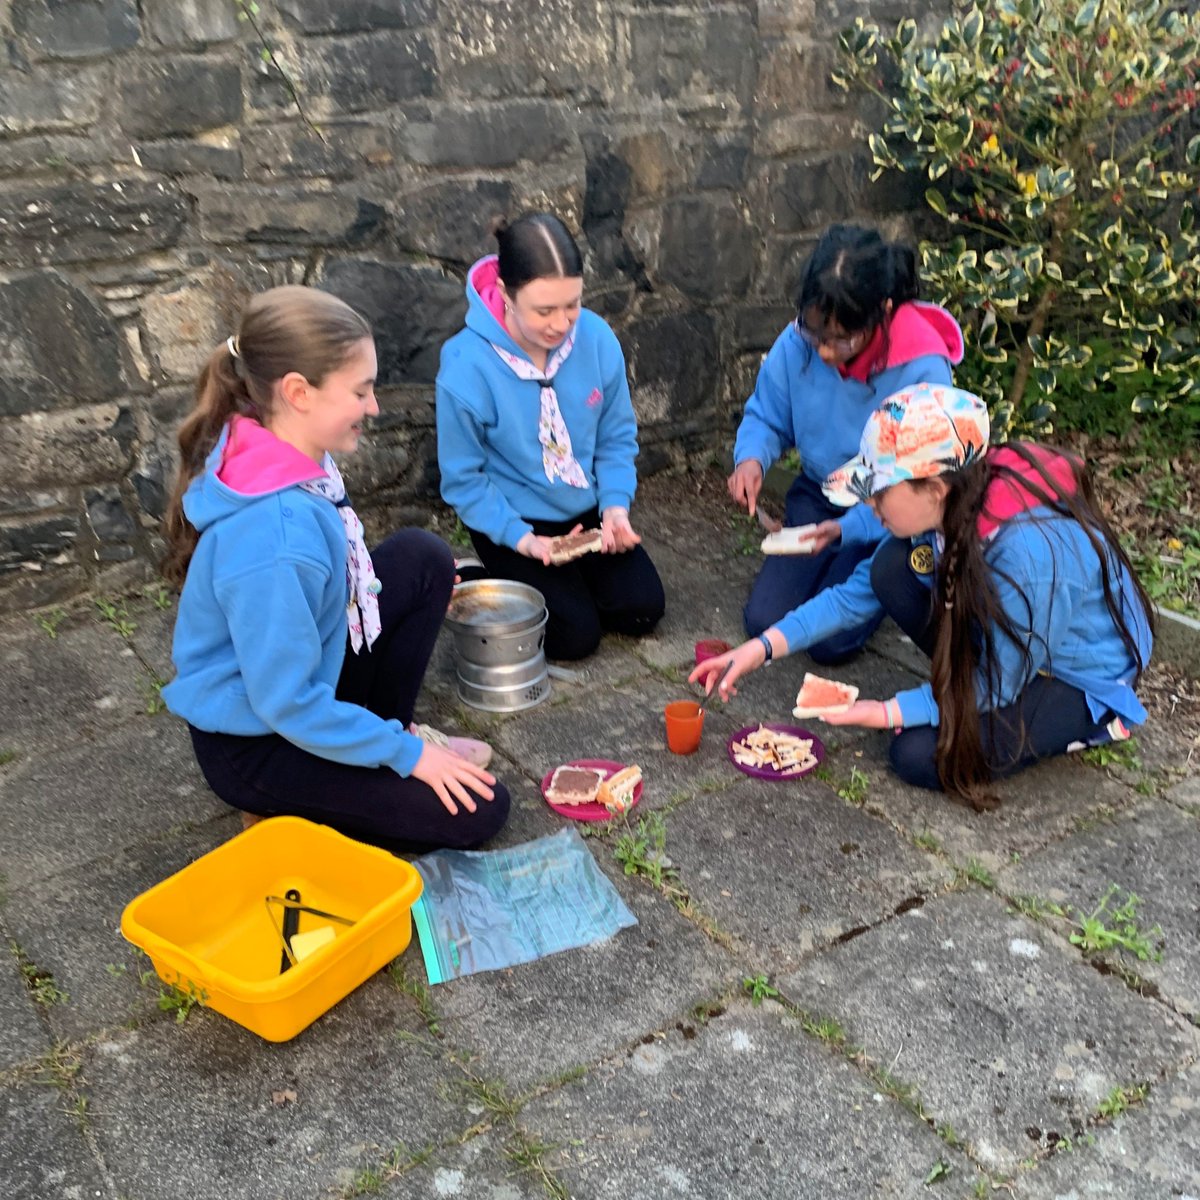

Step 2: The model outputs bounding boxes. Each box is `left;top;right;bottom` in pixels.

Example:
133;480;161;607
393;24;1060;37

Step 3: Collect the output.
693;383;1154;809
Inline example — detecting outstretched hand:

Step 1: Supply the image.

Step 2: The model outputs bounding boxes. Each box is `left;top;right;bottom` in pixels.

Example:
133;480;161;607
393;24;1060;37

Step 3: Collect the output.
687;638;768;702
411;743;497;816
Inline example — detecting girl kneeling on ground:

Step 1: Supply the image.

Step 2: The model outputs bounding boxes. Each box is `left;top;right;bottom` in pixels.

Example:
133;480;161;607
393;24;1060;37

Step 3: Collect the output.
436;212;665;661
728;223;964;659
694;383;1154;810
162;286;510;848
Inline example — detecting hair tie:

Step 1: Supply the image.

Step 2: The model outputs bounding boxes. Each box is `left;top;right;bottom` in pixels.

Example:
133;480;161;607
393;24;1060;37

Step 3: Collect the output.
226;335;241;360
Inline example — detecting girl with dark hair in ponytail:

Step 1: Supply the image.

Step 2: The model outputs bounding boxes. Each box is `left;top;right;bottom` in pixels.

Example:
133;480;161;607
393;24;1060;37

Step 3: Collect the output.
436;212;665;661
730;223;964;662
162;286;510;848
696;383;1154;809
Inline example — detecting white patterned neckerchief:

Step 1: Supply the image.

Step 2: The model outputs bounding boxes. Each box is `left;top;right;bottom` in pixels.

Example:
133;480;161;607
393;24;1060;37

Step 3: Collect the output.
299;455;382;654
490;329;588;488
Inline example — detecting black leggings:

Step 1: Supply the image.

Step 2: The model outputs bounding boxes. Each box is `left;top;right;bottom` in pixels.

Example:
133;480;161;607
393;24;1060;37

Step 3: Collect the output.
869;537;1115;791
468;508;665;660
189;529;510;851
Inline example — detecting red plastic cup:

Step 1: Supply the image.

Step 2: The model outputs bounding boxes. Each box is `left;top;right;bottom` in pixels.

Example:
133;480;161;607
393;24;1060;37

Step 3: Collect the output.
664;700;704;755
694;638;731;666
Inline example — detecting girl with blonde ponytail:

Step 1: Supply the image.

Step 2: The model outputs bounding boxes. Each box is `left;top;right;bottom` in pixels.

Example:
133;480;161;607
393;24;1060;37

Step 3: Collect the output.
692;383;1154;809
161;286;510;847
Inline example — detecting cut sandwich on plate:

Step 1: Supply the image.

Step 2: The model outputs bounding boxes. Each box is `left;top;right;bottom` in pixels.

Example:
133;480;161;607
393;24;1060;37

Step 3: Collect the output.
596;764;641;814
760;524;819;556
792;672;859;718
547;528;603;565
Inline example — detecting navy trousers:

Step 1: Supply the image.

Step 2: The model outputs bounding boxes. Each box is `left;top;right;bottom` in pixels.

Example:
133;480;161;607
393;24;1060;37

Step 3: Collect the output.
868;536;1117;791
743;473;883;662
468;507;665;661
189;529;510;851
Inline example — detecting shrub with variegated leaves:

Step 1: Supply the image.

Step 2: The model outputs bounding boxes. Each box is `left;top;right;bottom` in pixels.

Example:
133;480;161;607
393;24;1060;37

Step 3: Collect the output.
835;0;1200;438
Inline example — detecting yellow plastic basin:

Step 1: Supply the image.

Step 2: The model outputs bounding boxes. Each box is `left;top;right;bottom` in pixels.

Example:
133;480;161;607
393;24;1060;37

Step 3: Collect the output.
121;816;423;1042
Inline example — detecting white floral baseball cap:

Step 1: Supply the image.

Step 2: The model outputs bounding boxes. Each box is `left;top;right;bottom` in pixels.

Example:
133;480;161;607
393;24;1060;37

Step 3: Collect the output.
822;383;990;507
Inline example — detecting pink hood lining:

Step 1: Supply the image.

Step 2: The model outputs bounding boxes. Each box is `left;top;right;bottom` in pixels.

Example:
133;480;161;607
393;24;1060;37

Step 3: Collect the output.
978;445;1079;539
217;415;326;496
470;256;508;326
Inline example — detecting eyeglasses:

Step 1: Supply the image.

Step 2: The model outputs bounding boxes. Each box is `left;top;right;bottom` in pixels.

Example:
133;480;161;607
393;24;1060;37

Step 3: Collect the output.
796;320;870;355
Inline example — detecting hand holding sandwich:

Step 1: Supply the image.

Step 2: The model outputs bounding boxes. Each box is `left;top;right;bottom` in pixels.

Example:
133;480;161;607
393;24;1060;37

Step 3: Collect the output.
517;524;586;566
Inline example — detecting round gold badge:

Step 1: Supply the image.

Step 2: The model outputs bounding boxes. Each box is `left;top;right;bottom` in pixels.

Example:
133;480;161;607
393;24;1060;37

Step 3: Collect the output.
909;544;934;575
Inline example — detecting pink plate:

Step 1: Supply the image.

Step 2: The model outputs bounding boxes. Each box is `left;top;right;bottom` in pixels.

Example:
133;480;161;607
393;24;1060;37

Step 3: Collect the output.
726;724;825;780
540;758;643;822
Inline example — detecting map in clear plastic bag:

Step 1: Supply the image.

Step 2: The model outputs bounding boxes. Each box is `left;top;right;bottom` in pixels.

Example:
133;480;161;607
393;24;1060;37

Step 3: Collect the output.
411;826;637;984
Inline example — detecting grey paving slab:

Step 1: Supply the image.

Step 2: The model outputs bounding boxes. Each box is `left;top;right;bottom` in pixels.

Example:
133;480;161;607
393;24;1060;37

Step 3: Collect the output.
475;763;566;852
1000;800;1200;1019
518;996;970;1200
1014;1062;1200;1199
376;1129;542;1199
86;970;476;1200
1167;771;1200;812
780;889;1200;1175
866;617;932;680
852;754;1142;872
0;945;49;1072
0;609;153;753
637;537;758;669
0;1079;108;1200
662;775;954;969
0;715;222;890
5;817;236;1044
125;591;178;680
427;868;737;1096
486;675;748;814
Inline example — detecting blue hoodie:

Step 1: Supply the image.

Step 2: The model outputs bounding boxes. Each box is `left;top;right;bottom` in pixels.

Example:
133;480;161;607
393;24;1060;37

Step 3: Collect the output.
163;417;424;777
773;510;1152;730
733;302;964;546
436;255;640;549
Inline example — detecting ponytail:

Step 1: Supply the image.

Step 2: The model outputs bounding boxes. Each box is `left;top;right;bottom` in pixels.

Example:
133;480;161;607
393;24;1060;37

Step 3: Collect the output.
161;344;257;588
161;285;372;589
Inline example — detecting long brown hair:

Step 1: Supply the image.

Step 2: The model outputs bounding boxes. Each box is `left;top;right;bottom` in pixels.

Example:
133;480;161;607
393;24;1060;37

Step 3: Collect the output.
162;285;371;587
925;442;1154;809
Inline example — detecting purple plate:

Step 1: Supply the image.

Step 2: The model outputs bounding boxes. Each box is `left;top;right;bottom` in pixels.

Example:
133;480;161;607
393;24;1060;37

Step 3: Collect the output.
727;723;825;780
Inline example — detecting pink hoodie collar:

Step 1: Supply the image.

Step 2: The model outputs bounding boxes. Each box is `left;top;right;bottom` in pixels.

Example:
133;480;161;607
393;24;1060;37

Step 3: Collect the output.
837;300;966;382
470;255;508;326
217;415;326;496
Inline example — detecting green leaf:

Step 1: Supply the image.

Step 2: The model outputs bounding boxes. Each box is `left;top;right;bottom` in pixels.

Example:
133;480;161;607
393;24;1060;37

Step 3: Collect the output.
925;188;949;217
1186;135;1200;166
961;9;983;45
1075;0;1099;28
260;46;271;62
1098;159;1120;189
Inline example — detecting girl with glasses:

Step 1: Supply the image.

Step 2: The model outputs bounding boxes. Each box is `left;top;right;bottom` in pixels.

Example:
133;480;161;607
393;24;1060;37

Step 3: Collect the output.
729;224;964;662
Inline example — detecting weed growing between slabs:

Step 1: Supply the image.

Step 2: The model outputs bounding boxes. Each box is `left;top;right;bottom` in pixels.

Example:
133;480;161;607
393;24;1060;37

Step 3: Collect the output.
1069;885;1164;961
10;942;68;1006
611;810;736;950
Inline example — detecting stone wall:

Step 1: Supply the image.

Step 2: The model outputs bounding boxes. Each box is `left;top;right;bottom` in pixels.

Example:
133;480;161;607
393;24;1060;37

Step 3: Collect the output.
0;0;939;611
